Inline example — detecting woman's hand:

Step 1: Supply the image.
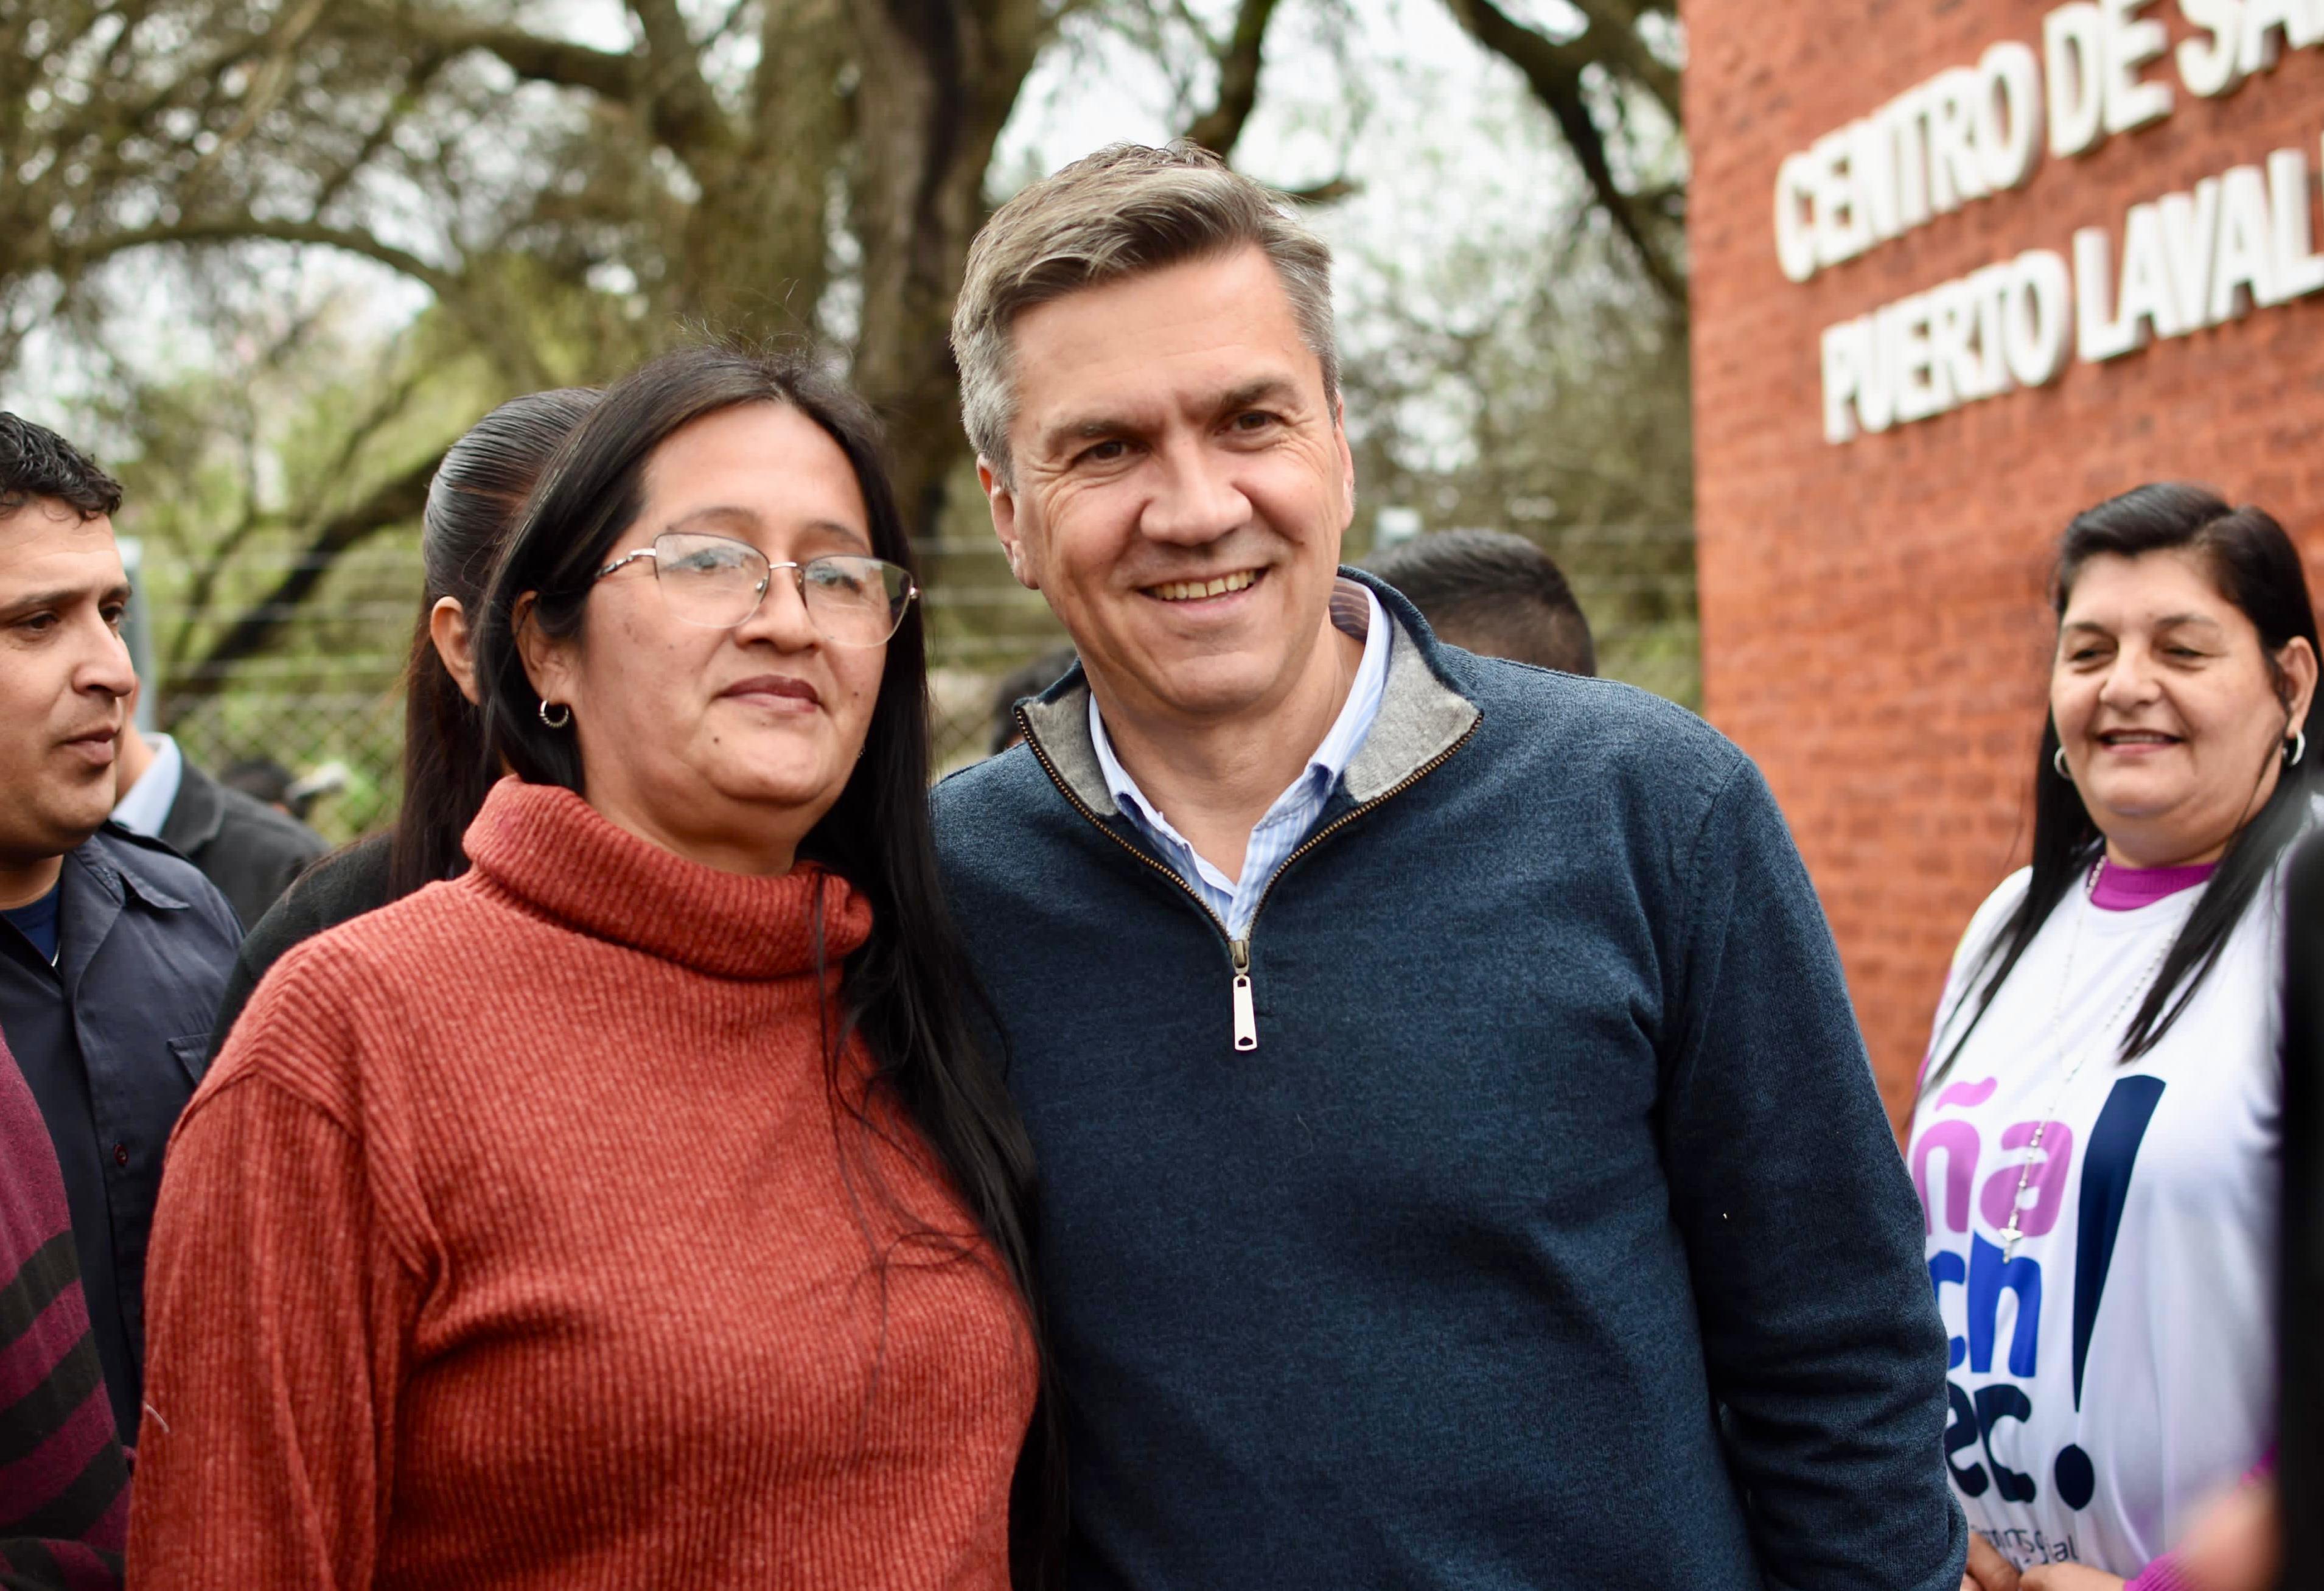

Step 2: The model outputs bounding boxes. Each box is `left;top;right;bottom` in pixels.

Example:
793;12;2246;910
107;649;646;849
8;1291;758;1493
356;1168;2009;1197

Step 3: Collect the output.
1963;1531;2021;1591
2019;1565;2124;1591
2176;1478;2280;1591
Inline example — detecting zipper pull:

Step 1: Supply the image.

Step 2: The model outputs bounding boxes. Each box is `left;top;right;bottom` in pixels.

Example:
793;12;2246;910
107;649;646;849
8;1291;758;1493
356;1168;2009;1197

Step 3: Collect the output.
1230;939;1257;1052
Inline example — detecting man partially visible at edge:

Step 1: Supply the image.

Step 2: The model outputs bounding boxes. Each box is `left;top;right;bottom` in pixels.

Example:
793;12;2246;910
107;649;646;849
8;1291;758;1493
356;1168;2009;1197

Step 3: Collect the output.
930;142;1969;1590
111;694;328;931
0;413;239;1442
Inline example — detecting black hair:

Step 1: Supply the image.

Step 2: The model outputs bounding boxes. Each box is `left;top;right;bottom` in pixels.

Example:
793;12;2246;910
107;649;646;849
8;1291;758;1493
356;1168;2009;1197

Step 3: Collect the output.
988;645;1079;757
389;390;599;898
0;413;123;522
1366;528;1597;675
1928;483;2319;1087
473;343;1062;1582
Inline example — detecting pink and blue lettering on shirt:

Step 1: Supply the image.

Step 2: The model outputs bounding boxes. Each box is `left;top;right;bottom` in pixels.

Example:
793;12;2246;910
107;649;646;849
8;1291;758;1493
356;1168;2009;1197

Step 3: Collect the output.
1909;859;2274;1576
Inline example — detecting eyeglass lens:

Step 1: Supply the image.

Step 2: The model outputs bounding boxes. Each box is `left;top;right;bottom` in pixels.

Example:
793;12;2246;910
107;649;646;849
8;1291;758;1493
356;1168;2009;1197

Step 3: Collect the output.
652;532;912;646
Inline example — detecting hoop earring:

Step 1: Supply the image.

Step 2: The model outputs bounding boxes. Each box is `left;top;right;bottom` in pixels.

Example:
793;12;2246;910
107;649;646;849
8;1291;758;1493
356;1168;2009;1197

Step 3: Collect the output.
2053;746;2071;780
539;699;572;729
2289;729;2308;768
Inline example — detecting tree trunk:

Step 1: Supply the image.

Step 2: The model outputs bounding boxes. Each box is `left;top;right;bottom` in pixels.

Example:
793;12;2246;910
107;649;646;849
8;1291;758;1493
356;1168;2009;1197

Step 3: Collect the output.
845;0;1052;542
677;0;851;340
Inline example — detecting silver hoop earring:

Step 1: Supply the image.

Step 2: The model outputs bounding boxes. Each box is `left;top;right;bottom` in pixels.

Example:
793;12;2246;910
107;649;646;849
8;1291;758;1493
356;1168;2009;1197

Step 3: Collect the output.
539;699;572;729
2053;746;2071;780
2289;729;2308;768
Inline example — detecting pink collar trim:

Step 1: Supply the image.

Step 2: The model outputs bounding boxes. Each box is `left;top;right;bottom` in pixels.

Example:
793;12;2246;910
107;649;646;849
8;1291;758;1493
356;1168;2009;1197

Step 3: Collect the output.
2090;858;2217;912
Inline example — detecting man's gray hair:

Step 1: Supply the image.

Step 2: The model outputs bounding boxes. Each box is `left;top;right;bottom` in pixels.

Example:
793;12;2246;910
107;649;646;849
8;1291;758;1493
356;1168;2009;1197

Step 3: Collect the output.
950;142;1339;484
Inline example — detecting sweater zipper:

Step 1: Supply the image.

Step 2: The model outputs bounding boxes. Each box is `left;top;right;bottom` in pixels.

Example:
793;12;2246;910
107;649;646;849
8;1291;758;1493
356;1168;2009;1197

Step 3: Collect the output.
1229;938;1257;1051
1017;704;1482;1054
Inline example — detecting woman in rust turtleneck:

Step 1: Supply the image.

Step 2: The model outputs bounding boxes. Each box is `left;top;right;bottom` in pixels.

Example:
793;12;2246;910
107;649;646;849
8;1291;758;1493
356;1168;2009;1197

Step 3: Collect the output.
128;346;1057;1590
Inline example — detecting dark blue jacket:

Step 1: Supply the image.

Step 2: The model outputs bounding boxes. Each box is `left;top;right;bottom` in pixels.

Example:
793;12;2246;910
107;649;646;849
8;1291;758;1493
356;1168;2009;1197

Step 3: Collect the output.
0;824;239;1439
932;573;1967;1591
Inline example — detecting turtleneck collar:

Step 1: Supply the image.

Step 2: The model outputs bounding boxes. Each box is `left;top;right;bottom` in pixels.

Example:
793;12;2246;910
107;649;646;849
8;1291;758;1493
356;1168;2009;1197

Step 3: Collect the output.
461;777;872;979
2088;856;2216;912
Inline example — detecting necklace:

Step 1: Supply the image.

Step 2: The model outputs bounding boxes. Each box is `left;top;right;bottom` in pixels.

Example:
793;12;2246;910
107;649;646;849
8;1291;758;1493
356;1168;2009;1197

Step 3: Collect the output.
1997;858;2174;1260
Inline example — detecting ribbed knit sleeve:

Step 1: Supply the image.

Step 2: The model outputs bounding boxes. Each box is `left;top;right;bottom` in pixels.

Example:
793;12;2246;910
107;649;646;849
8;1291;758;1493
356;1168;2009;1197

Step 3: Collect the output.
127;1017;428;1590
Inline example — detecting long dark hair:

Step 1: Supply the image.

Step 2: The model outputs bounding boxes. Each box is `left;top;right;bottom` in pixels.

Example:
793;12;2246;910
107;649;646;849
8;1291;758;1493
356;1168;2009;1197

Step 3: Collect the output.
1930;483;2320;1086
389;389;599;898
473;343;1062;1584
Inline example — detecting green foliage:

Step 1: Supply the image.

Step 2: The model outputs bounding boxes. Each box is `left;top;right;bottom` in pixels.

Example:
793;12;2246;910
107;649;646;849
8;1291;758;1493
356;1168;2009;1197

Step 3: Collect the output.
82;290;511;839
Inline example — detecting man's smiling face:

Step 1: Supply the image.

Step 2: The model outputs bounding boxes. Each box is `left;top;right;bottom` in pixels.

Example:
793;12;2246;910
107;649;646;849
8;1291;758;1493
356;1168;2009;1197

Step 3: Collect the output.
983;245;1354;730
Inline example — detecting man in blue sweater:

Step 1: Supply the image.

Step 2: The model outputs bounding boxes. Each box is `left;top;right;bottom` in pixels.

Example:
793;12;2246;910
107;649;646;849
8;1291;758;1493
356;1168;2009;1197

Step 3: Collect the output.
935;144;1969;1591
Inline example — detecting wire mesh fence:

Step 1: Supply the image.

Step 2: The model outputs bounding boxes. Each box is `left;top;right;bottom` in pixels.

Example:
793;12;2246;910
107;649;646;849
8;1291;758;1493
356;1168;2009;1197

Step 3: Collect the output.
141;526;1698;847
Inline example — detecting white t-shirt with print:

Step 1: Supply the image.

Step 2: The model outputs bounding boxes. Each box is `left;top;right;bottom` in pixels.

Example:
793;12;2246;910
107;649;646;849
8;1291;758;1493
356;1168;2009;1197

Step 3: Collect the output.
1906;866;2280;1574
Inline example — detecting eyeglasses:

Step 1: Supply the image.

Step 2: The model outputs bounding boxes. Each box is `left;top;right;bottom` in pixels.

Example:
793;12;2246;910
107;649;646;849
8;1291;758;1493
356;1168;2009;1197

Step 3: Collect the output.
593;531;917;648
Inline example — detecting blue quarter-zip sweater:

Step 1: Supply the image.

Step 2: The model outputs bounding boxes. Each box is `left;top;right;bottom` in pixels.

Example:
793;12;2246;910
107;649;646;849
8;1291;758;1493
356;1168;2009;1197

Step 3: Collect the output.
933;573;1966;1591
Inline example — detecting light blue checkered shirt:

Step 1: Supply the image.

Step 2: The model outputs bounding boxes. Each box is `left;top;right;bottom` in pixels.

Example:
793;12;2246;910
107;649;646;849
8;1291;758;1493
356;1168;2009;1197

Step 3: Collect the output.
1089;582;1391;941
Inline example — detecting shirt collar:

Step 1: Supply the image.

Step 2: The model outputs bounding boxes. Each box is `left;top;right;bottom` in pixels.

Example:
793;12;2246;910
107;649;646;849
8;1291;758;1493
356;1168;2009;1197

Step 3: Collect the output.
110;732;183;839
1088;580;1392;833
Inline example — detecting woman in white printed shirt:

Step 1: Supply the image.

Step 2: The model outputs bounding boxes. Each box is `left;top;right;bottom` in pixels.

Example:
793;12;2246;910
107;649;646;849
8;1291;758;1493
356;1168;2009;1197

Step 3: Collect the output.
1910;484;2317;1591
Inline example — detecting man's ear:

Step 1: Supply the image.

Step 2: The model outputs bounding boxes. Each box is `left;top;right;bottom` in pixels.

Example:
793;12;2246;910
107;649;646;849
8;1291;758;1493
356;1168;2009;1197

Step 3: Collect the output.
1332;394;1356;531
979;456;1039;593
512;593;578;713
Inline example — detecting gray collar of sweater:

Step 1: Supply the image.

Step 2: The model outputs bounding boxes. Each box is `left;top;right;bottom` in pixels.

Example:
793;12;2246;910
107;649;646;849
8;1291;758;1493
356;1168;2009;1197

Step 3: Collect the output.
1016;570;1481;817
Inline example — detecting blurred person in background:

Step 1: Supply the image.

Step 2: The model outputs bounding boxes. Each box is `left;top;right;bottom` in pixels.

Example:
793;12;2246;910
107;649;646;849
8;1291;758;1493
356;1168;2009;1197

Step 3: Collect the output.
936;144;1964;1591
109;687;328;928
1910;485;2317;1591
1364;526;1597;674
206;388;598;1052
130;346;1055;1590
0;414;240;1447
220;755;349;825
988;643;1078;755
282;762;352;824
0;1029;129;1591
2254;821;2324;1591
2107;822;2324;1591
218;757;298;815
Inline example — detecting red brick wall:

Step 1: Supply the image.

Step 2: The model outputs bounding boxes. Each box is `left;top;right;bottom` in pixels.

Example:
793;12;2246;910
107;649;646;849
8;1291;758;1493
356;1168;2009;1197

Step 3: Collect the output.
1683;0;2324;1129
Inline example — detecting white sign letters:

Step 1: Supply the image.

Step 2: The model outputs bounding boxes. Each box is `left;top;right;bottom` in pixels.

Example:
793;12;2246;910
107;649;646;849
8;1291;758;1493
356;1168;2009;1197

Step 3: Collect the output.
1778;2;2324;444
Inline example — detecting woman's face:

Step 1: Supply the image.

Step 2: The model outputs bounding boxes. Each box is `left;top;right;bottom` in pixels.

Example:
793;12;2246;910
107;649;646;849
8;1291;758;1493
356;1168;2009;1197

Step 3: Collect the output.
2051;548;2315;868
523;402;890;875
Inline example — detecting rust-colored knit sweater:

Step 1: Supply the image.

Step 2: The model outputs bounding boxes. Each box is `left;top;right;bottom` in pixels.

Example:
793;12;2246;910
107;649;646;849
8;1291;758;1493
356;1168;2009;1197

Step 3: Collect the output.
126;780;1034;1590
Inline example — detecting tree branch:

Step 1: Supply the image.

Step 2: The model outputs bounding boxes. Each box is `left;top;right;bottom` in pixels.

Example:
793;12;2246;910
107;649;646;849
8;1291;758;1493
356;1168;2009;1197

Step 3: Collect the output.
183;0;333;194
1281;175;1357;205
1181;0;1282;158
340;4;738;167
337;7;638;101
161;453;441;712
1442;0;1686;308
1566;0;1680;123
307;54;445;219
626;0;739;158
71;219;464;300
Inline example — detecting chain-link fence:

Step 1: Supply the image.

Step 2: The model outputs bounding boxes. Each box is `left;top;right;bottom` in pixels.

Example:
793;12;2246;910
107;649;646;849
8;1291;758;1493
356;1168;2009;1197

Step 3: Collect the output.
142;526;1697;847
144;544;421;845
